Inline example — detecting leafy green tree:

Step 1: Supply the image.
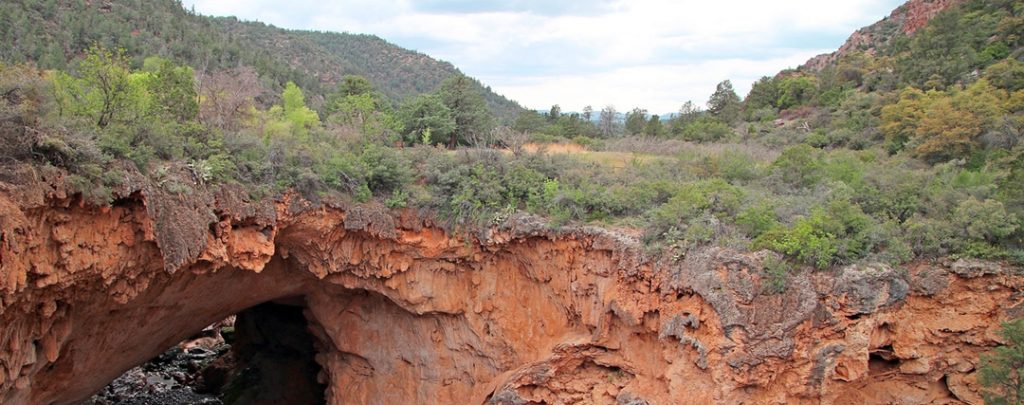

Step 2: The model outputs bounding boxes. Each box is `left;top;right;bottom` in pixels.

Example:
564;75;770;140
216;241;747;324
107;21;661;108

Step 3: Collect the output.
280;81;320;140
548;104;561;122
775;76;818;110
325;75;382;115
985;59;1024;92
56;45;135;127
438;74;491;147
678;118;733;142
323;75;398;140
140;56;198;122
707;80;741;123
954;198;1019;242
997;151;1024;218
398;93;455;145
744;76;780;112
980;318;1024;405
513;110;547;134
336;75;374;97
644;115;665;137
624;107;647;135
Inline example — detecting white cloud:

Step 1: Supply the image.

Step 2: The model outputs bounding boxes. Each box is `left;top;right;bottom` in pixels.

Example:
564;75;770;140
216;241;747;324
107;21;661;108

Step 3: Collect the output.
486;52;828;113
183;0;904;111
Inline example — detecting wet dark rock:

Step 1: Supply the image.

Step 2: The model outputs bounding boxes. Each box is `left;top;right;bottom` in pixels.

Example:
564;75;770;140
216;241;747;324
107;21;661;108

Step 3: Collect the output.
84;348;223;405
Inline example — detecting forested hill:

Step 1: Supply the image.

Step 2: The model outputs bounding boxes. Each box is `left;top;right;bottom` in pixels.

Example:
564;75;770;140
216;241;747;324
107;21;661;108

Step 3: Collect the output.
0;0;523;121
790;0;1021;90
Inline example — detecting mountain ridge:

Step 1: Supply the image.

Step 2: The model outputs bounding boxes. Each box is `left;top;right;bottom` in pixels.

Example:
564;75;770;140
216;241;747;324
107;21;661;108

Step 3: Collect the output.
0;0;523;121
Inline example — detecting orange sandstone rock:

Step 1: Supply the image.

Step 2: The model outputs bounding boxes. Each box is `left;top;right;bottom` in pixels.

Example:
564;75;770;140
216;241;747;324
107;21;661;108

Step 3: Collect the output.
0;182;1021;405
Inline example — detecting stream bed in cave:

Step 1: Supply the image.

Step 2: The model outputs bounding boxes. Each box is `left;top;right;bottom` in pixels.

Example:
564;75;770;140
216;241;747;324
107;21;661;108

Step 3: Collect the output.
85;302;325;405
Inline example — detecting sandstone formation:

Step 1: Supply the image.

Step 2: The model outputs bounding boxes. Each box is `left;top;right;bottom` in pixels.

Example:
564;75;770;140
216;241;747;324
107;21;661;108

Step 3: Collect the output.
0;173;1021;405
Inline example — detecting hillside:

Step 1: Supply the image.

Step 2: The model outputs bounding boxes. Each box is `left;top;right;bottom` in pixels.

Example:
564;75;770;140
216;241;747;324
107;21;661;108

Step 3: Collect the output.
2;0;1024;404
801;0;965;71
0;0;523;120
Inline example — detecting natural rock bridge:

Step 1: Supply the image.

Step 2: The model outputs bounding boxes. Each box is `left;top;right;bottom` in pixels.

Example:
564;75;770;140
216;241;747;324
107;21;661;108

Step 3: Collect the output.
0;179;1019;404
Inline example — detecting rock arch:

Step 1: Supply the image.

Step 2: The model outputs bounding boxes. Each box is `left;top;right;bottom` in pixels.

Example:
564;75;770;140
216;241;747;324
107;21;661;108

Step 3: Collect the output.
0;187;1020;404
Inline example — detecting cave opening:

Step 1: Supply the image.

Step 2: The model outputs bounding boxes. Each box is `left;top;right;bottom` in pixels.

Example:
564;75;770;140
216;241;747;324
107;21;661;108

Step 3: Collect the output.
868;345;901;375
86;299;327;405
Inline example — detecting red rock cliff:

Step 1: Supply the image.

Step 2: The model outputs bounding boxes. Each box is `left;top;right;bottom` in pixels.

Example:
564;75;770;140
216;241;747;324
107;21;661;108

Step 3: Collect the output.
0;176;1021;404
802;0;965;71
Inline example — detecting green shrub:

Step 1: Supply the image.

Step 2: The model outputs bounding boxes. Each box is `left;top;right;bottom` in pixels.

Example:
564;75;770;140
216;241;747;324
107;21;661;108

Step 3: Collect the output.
979;318;1024;405
954;198;1019;242
714;151;763;183
679;119;735;142
754;199;876;268
359;143;411;194
771;144;825;189
754;210;839;268
762;255;792;294
736;203;778;238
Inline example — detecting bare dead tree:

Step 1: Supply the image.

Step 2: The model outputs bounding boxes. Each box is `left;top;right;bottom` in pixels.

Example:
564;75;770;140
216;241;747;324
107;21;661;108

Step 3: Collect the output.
198;66;261;131
493;126;530;157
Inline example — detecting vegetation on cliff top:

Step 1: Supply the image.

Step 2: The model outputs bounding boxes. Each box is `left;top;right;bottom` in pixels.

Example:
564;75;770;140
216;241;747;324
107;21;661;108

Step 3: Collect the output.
0;0;1022;271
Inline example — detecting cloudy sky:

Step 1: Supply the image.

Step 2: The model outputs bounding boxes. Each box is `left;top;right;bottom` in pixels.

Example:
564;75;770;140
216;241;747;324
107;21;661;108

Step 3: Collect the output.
182;0;903;114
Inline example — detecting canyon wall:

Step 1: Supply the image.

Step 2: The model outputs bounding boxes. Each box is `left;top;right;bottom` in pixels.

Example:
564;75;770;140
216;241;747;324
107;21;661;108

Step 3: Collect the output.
0;173;1021;404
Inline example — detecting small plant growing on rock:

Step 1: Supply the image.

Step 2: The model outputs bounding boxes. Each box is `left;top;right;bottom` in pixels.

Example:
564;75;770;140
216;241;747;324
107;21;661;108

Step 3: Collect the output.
980;318;1024;405
761;255;791;295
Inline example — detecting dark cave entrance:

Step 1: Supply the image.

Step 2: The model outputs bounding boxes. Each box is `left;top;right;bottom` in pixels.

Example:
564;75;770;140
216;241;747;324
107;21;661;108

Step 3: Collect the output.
86;299;326;405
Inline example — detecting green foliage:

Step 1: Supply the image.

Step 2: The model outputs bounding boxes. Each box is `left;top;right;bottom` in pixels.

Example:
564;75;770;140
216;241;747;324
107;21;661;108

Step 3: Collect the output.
647;179;744;245
980;318;1024;405
893;1;1007;87
775;75;818;110
4;0;1024;271
953;198;1019;253
512;110;547;134
677;118;734;143
761;255;791;294
644;115;665;137
0;0;523;121
55;45;136;128
140;56;198;122
754;198;876;268
280;82;320;140
707;80;741;123
335;75;375;97
986;59;1024;92
744;76;780;113
755;210;838;268
359;143;410;194
737;203;778;238
399;93;455;145
625;108;647;136
324;78;400;142
438;74;492;147
771;144;824;188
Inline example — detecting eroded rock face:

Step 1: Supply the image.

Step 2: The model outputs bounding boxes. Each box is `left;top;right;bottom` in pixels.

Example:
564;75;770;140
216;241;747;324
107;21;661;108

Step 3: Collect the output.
1;181;1021;405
